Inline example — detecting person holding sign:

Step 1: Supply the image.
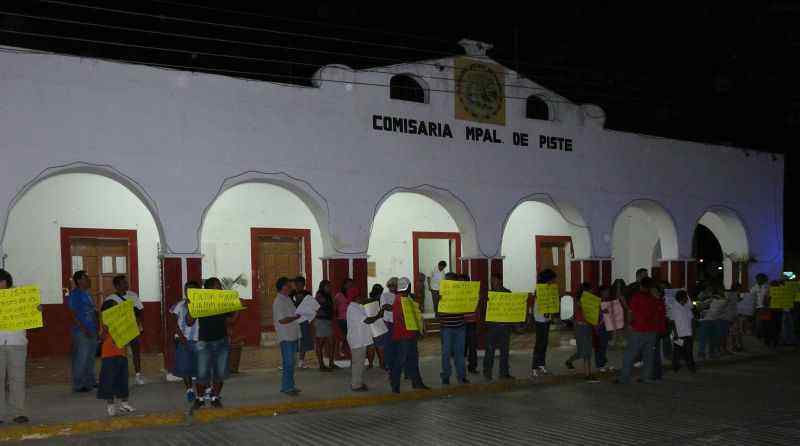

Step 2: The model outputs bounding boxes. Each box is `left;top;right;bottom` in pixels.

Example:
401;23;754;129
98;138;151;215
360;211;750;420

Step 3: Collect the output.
108;275;146;386
482;274;515;382
273;277;302;396
171;281;201;403
0;269;42;424
387;277;429;393
565;283;598;382
67;270;98;393
530;269;557;378
98;292;137;416
438;272;469;386
193;277;241;409
346;284;389;392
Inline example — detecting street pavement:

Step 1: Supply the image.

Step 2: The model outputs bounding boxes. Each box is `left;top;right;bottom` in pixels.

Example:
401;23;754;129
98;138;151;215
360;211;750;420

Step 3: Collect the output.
17;347;800;445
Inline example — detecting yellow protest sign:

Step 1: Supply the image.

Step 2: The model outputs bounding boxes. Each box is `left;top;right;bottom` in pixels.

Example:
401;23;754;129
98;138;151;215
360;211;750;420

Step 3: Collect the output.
187;289;244;318
101;300;139;348
438;280;481;313
785;281;800;302
580;292;601;325
400;296;420;331
769;286;794;310
485;292;528;323
0;285;44;331
535;284;560;314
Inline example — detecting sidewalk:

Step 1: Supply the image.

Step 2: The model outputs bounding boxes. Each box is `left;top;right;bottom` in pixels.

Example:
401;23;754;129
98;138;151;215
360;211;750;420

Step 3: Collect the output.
3;332;780;441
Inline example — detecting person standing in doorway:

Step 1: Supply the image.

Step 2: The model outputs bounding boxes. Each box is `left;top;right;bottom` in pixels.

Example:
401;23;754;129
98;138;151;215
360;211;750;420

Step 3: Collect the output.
171;281;200;403
483;274;514;381
388;277;429;393
292;276;314;370
0;269;41;424
108;275;146;385
314;280;335;371
68;270;98;393
530;269;557;378
347;284;386;391
274;277;302;396
439;272;468;385
193;277;240;410
615;277;659;384
428;261;447;315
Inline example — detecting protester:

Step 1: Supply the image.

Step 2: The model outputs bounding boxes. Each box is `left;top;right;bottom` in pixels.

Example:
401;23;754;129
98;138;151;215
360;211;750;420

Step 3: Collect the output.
650;284;668;381
292;276;314;369
428;260;446;314
68;270;98;393
347;284;386;391
378;277;398;370
696;285;723;360
567;283;597;381
724;283;742;353
751;273;770;343
193;277;240;409
387;277;429;393
274;277;302;396
460;273;480;375
616;277;659;384
171;281;200;403
483;274;514;381
98;291;136;416
736;283;756;349
313;280;335;371
108;275;146;385
439;272;468;385
0;269;41;424
530;269;557;378
334;279;355;359
363;284;386;369
761;281;782;349
669;290;696;373
609;279;627;350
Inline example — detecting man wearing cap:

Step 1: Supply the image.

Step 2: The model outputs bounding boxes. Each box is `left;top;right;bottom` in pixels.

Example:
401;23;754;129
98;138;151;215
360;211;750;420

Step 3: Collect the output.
387;277;430;393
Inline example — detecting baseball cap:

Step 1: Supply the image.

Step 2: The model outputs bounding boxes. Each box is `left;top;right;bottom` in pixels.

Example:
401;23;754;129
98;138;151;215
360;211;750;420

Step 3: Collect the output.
397;277;411;292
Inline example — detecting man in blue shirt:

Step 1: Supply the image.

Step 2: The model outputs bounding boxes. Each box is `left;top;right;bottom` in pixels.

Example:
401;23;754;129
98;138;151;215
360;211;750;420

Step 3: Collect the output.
68;270;98;392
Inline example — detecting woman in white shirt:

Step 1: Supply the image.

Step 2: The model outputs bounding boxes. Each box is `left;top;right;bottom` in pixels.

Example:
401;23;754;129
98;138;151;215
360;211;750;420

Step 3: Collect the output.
669;290;695;373
346;284;387;392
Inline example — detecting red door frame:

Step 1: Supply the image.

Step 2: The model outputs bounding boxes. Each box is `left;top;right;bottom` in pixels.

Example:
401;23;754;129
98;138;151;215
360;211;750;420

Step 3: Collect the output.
534;235;573;273
412;231;461;295
250;228;312;333
60;227;139;294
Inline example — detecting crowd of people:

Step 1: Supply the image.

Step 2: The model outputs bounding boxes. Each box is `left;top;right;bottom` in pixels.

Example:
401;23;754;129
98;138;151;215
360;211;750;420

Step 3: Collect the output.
0;264;798;421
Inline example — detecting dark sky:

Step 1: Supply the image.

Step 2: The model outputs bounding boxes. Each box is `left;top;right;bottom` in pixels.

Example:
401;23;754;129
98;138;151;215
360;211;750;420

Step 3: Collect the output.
1;1;797;254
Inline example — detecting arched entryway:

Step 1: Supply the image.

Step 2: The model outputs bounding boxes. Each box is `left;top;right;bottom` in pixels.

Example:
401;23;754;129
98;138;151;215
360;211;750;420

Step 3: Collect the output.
611;199;679;284
693;207;750;288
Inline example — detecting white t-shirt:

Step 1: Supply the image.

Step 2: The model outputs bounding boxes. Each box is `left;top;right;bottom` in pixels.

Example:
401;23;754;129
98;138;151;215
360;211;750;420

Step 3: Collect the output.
105;291;144;311
532;294;548;323
346;302;374;350
669;300;694;337
171;300;199;342
380;291;396;323
273;293;300;342
430;270;444;291
0;330;27;346
751;284;768;309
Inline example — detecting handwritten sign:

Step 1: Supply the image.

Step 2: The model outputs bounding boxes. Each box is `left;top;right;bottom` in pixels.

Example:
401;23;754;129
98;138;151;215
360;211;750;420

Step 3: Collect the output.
400;296;420;331
0;285;43;331
785;281;800;302
580;292;601;325
485;292;528;323
102;300;139;348
187;289;244;318
535;284;560;314
769;286;795;310
438;280;481;313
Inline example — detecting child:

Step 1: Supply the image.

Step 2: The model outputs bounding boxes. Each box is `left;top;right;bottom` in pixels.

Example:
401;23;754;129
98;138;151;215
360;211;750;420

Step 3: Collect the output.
98;295;136;416
171;281;200;403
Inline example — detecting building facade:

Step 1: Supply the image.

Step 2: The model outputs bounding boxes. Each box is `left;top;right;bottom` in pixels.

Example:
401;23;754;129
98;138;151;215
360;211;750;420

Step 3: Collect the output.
0;40;783;359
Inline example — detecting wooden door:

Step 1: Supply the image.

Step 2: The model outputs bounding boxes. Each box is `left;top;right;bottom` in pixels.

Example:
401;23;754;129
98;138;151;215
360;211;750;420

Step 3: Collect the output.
256;237;302;329
538;242;568;296
70;238;129;307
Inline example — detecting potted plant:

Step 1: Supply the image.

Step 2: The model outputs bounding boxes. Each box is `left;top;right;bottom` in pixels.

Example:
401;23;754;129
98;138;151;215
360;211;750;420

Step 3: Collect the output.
221;274;248;374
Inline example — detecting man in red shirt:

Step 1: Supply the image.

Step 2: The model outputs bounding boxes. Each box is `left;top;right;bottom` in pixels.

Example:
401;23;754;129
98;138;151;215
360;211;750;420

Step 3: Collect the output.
616;277;660;384
387;277;430;393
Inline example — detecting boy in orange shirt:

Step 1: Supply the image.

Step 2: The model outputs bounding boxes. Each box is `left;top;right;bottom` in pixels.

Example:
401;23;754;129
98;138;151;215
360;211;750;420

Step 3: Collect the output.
98;296;136;417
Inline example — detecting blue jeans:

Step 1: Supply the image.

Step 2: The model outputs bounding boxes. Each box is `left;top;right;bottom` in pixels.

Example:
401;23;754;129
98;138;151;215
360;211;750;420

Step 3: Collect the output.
388;338;422;391
619;332;656;384
484;324;511;378
594;325;609;369
697;320;719;357
279;340;298;392
440;326;466;382
196;338;230;386
71;330;97;391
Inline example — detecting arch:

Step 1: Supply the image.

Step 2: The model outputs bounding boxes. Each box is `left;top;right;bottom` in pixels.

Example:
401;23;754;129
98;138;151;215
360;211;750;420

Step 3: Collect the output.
1;162;167;252
525;95;550;120
611;199;679;283
389;73;428;104
694;206;750;287
499;194;592;293
197;171;334;258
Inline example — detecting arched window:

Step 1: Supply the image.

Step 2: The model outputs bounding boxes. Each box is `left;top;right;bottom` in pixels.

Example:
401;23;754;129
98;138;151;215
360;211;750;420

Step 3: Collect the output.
390;74;426;103
526;95;550;120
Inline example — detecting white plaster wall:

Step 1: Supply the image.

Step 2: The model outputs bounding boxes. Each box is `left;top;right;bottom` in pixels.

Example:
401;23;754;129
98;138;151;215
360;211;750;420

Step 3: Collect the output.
501;201;591;293
3;174;161;304
367;193;458;292
200;183;323;299
612;206;660;283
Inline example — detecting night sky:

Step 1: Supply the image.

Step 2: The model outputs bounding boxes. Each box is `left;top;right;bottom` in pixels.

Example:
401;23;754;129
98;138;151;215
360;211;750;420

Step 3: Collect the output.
1;1;796;262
